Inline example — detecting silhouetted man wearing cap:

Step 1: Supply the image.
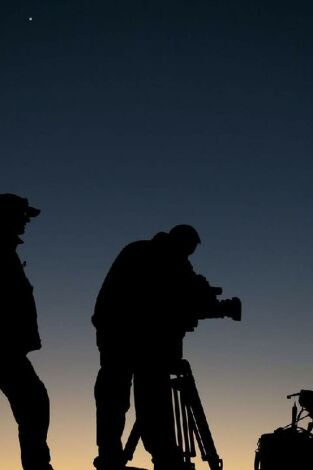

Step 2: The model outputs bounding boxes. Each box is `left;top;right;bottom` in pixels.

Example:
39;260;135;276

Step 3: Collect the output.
92;225;202;470
0;194;54;470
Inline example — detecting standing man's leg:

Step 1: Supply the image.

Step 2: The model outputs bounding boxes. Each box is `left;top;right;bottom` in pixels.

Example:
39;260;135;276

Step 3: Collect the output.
94;353;133;470
0;355;53;470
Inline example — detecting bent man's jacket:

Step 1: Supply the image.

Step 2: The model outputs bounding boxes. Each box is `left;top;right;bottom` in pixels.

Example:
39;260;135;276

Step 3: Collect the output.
92;232;199;355
0;234;41;354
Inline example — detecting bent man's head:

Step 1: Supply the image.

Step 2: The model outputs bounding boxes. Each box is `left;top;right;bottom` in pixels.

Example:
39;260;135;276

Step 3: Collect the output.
169;224;201;256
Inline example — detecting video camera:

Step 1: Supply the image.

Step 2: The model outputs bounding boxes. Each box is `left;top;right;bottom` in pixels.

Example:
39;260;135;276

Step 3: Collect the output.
186;274;241;331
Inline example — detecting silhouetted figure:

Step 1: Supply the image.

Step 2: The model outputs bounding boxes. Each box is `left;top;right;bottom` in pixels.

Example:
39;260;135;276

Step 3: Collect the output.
92;225;205;470
299;390;313;420
255;390;313;470
0;194;54;470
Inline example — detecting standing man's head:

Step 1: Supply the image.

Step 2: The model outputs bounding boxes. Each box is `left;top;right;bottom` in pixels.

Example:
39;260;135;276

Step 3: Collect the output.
168;224;201;256
0;193;40;236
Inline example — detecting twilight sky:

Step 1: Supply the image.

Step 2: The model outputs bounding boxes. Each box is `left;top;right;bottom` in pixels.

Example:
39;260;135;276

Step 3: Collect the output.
1;2;313;470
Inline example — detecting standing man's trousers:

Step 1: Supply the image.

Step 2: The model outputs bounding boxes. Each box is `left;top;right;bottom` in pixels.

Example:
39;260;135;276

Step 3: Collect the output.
0;354;52;470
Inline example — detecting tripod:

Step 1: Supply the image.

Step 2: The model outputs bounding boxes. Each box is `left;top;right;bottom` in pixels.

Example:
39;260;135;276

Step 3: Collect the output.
123;359;223;470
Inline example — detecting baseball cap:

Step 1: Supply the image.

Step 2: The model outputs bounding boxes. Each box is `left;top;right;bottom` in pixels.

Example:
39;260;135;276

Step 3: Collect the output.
0;193;41;218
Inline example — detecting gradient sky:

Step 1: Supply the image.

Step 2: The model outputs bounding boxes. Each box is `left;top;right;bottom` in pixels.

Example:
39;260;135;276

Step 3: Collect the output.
1;2;313;469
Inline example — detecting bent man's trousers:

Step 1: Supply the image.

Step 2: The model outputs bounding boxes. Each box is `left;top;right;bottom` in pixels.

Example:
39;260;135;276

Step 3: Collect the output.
94;350;182;470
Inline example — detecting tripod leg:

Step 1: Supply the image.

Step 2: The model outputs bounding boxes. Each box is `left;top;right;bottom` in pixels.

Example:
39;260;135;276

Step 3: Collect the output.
173;385;184;450
123;420;141;463
177;362;222;470
186;405;196;458
188;381;222;470
181;390;192;463
172;377;196;470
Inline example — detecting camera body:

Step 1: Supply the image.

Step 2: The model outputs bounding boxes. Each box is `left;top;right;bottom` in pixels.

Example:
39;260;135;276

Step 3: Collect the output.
199;296;242;322
187;274;241;331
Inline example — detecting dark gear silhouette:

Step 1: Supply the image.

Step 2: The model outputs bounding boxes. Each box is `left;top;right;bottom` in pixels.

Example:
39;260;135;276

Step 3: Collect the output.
0;194;54;470
92;225;202;470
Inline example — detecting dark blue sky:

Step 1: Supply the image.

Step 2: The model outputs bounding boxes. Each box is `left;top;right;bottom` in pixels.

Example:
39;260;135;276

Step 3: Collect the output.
1;2;313;469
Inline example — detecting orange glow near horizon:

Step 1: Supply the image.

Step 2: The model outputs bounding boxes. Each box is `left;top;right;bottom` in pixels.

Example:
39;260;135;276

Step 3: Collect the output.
0;375;296;470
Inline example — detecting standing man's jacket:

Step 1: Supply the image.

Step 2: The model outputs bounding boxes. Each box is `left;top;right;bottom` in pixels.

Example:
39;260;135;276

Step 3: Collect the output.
0;234;41;353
